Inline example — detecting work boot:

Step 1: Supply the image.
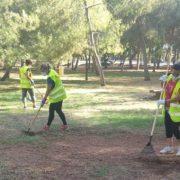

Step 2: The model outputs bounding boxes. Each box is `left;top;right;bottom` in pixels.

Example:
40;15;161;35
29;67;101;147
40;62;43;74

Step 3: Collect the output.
43;125;49;131
160;146;174;154
176;147;180;156
61;125;68;131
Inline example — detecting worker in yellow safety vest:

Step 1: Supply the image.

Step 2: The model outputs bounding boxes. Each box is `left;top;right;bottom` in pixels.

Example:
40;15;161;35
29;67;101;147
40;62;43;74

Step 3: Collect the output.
40;63;68;131
157;62;180;155
19;59;37;109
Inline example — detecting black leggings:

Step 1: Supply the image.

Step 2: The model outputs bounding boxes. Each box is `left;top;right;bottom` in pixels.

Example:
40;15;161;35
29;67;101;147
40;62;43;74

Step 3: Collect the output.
47;101;67;126
165;110;180;139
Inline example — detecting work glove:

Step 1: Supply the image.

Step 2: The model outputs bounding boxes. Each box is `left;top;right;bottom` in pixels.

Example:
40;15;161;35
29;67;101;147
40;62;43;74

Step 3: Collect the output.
41;98;47;107
157;99;165;107
159;75;167;82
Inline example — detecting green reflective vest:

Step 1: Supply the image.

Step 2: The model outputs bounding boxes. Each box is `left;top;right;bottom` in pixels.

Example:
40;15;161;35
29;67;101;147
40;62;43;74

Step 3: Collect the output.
164;75;180;122
19;66;32;89
48;69;67;103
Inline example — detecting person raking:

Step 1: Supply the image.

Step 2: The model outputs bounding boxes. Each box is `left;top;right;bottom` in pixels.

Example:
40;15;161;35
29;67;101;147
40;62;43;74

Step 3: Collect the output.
40;63;68;131
157;62;180;155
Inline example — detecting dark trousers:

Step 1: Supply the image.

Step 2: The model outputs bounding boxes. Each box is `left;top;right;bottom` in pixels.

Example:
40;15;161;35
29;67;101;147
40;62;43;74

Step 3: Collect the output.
165;110;180;139
47;101;67;126
22;88;35;102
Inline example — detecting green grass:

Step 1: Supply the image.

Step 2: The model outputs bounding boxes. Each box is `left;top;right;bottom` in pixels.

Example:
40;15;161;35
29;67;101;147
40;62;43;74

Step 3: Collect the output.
0;70;163;145
93;165;109;177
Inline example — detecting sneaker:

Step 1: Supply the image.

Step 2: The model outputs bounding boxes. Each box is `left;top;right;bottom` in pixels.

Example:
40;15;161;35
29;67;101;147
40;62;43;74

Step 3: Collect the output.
160;146;174;154
176;147;180;156
43;125;49;131
61;125;68;131
33;105;38;109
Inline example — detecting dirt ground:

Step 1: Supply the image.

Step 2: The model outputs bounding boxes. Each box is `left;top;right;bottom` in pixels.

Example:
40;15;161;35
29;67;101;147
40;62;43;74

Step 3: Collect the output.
1;126;180;180
1;70;180;179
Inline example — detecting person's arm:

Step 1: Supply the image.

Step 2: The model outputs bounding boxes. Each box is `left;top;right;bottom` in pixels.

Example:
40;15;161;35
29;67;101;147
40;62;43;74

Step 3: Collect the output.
43;84;53;100
41;78;55;106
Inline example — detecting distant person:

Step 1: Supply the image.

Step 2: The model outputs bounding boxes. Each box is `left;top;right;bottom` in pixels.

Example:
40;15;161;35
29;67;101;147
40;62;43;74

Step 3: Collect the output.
157;62;180;155
40;63;68;131
19;59;37;109
57;62;64;76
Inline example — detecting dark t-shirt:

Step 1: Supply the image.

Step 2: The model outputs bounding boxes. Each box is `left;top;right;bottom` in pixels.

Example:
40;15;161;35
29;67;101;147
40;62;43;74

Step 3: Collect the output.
47;77;55;89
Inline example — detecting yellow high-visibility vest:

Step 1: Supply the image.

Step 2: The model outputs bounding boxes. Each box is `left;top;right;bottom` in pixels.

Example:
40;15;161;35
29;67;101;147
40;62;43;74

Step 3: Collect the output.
19;66;32;89
48;69;67;103
163;75;180;122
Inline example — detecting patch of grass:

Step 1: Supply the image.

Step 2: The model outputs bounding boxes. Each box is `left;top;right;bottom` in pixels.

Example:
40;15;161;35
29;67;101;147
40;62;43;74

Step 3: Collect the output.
92;165;109;177
0;161;7;171
70;109;164;134
104;70;162;78
0;135;41;145
0;70;162;145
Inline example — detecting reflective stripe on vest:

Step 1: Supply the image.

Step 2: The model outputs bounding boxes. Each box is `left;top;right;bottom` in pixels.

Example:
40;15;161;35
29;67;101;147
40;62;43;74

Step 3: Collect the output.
19;66;32;89
48;69;66;103
169;80;180;122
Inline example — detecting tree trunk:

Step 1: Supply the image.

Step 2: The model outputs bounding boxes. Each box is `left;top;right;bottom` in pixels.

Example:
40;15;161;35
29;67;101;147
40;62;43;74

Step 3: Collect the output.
165;46;172;65
177;50;179;61
136;52;140;70
74;58;79;71
137;19;150;81
141;40;150;81
92;55;99;75
129;58;133;69
88;51;91;70
85;54;88;81
119;57;124;71
84;0;105;86
21;59;24;67
153;61;156;72
129;51;136;69
171;49;176;64
71;58;75;70
1;60;17;81
1;66;12;81
148;48;151;64
67;60;70;68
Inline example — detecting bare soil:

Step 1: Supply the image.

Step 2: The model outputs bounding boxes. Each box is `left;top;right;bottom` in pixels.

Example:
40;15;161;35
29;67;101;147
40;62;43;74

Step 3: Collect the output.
1;126;180;180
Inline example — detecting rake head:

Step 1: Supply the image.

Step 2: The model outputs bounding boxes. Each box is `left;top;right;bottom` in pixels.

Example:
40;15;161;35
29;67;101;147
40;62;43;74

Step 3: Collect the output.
22;130;36;136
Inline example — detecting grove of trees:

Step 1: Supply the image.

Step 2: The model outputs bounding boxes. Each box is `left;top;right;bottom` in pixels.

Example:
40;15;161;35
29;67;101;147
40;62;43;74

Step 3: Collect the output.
0;0;179;83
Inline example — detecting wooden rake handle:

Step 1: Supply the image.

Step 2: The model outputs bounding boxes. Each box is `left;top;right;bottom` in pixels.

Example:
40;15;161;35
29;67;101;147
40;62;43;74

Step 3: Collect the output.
27;106;42;132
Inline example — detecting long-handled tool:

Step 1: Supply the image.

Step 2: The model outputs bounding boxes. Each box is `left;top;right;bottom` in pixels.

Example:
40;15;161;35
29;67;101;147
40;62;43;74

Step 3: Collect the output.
146;69;170;147
34;87;43;98
140;64;171;158
25;105;42;135
146;106;160;147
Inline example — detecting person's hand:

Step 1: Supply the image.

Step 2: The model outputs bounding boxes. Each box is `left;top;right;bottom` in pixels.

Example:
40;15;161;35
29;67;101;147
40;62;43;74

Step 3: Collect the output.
41;98;47;107
157;99;165;107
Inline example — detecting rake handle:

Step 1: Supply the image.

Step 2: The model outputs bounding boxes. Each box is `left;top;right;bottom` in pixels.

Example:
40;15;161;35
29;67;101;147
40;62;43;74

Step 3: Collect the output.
150;108;159;136
27;106;42;132
147;63;171;144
